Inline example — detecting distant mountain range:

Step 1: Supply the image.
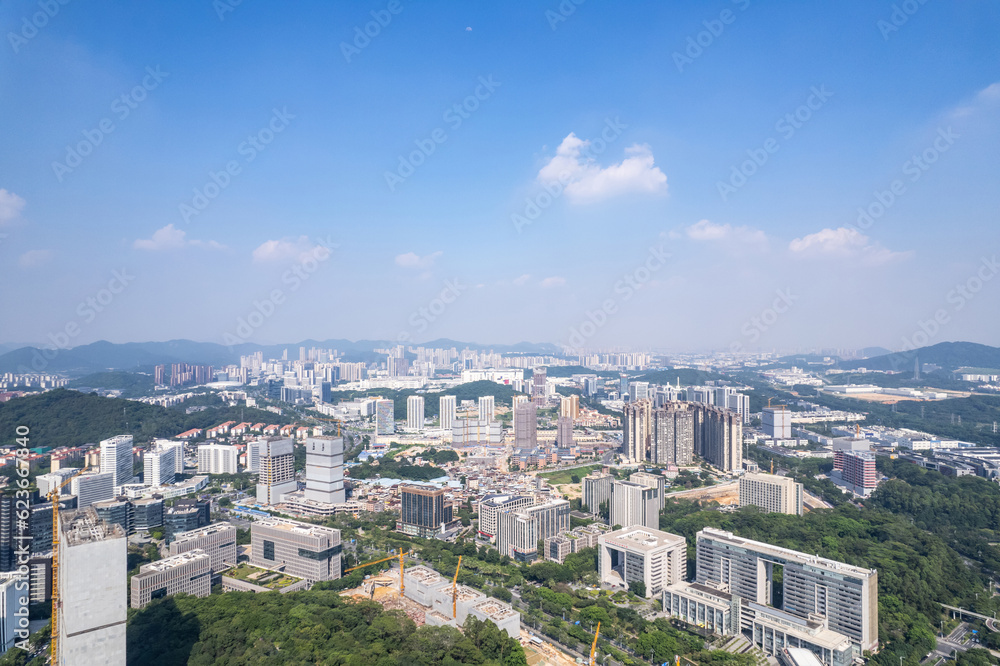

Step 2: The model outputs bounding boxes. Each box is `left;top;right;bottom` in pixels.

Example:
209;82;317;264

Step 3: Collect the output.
838;341;1000;373
0;338;563;376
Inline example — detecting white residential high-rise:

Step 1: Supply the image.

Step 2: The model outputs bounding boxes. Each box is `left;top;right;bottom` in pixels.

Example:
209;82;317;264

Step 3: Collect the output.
246;439;264;472
197;444;239;475
304;436;345;505
478;395;495;422
738;473;803;515
406;396;425;430
256;438;297;505
143;443;177;486
57;508;127;665
611;480;659;530
439;395;457;430
70;472;114;509
100;435;135;487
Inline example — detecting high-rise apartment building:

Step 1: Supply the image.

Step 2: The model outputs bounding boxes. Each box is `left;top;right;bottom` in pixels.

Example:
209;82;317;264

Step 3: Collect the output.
406;396;425;430
375;399;395;436
513;402;538;449
653;402;695;465
738;473;803;515
439;395;457;430
622;399;653;463
304;436;345;505
694;404;742;472
57;508;127;665
763;405;792;439
532;368;547;406
400;485;453;538
560;395;579;420
478;395;495;422
255;438;297;505
833;450;878;497
611;480;659;530
100;435;134;487
496;499;570;562
197;444;239;475
695;528;878;654
582;471;614;516
557;416;574;447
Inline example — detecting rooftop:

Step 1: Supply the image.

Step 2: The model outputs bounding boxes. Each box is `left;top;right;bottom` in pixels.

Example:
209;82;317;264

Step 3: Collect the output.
172;521;236;543
601;527;686;552
473;599;518;620
700;528;876;577
62;508;125;546
256;517;340;538
138;550;210;574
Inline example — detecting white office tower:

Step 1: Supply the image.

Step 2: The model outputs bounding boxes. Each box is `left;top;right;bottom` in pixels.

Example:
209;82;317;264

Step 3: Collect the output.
439;395;457;430
57;507;127;666
246;439;264;472
611;480;659;530
304;436;345;504
0;573;22;652
37;469;78;496
763;405;792;439
407;396;425;430
158;440;186;473
598;527;686;599
256;438;297;505
100;435;135;487
628;381;650;402
197;444;239;475
375;399;395;435
513;402;537;448
143;443;177;486
478;395;495;422
70;472;114;509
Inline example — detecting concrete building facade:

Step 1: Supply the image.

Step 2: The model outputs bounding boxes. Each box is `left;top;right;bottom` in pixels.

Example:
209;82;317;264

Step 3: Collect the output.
169;522;238;573
130;550;212;608
256;438;297;505
739;473;804;516
598;527;686;598
610;480;659;530
304;436;345;505
250;518;341;583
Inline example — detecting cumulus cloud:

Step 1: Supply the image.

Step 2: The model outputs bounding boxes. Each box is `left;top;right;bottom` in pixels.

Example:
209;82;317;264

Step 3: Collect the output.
685;219;768;247
537;134;667;203
134;224;225;251
512;273;531;286
789;227;909;265
395;251;443;269
540;276;566;288
252;236;323;263
0;189;26;225
18;249;51;267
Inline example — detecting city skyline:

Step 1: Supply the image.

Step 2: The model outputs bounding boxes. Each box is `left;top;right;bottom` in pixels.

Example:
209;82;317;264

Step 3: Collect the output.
2;2;999;352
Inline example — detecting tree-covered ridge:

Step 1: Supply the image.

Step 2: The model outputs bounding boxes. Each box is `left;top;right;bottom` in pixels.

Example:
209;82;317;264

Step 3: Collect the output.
126;590;527;666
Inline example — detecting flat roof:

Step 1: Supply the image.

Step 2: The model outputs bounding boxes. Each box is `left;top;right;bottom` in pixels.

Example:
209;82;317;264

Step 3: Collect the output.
698;528;876;578
172;522;236;543
404;566;448;585
601;527;686;552
473;599;517;620
256;517;339;537
138;550;210;574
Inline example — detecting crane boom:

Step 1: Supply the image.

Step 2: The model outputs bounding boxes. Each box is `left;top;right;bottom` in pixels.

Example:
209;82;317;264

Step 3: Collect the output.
452;555;462;618
590;621;600;666
344;551;409;592
49;466;92;664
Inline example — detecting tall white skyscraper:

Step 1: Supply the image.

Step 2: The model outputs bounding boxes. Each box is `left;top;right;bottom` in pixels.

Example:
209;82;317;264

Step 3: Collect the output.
304;436;345;505
478;395;495;422
406;396;425;430
197;444;239;475
0;573;22;652
246;439;264;472
439;395;457;430
143;443;177;486
100;435;134;487
611;480;659;530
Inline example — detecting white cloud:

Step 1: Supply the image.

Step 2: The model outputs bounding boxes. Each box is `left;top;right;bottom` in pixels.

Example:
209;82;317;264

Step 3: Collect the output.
134;224;225;251
537;134;667;203
395;251;443;269
950;81;1000;119
252;236;322;263
540;276;566;288
0;189;26;225
789;227;909;265
18;249;51;267
512;273;531;286
685;219;768;247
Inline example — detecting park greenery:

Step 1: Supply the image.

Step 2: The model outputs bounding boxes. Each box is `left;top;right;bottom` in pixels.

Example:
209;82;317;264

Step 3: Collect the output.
348;454;448;482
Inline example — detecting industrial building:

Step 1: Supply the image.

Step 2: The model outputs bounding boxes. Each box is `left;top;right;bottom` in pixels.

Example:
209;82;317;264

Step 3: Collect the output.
169;522;238;573
598;527;686;598
738;473;804;515
130;550;212;608
250;518;341;583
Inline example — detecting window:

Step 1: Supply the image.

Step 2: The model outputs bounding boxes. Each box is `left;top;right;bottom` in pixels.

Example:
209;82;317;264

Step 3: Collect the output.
263;540;275;560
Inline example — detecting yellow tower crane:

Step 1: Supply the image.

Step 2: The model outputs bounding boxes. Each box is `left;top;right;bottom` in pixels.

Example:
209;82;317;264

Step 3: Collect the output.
49;466;92;664
590;621;600;666
451;555;463;618
344;551;410;592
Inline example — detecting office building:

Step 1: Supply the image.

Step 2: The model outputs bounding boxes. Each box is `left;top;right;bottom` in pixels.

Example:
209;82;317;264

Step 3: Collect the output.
130;550;212;608
478;395;495;422
582;471;614;516
598;527;686;598
93;499;132;536
197;444;238;475
256;438;297;505
169;522;238;573
545;534;572;563
57;508;126;665
695;528;878;654
557;416;574;447
250;518;341;583
629;381;650;402
622;399;653;463
157;440;186;474
143;443;177;486
694;404;742;472
131;498;163;532
832;451;878;497
653;402;695;465
70;472;114;509
246;439;264;473
36;469;78;497
0;573;22;652
764;405;793;439
100;435;135;487
662;581;742;636
611;480;659;530
751;604;854;666
439;395;457;430
400;485;453;538
496;499;570;562
630;471;666;509
477;494;534;543
375;399;395;436
739;473;804;515
513;402;537;449
304;436;345;505
406;396;425;430
164;499;210;542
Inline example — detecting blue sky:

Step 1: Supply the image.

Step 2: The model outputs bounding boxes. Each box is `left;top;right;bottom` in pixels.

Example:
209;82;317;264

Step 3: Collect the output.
2;0;999;353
